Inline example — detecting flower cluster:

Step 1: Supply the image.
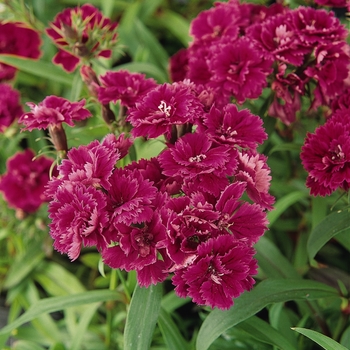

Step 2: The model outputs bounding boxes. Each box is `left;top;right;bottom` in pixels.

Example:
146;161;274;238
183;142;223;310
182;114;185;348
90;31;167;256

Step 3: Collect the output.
46;4;118;72
0;21;41;81
301;90;350;196
170;0;350;124
46;66;273;308
0;149;54;215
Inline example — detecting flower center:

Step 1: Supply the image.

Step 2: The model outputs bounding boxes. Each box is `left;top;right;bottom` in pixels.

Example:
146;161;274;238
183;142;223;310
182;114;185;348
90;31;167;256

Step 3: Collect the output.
158;100;171;117
330;145;344;161
188;154;207;163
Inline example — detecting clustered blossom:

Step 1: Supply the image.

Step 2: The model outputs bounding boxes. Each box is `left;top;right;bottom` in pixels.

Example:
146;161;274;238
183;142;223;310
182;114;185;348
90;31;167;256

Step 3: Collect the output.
46;4;118;72
0;84;23;132
0;149;53;214
46;75;273;308
169;0;350;124
0;21;41;81
301;96;350;196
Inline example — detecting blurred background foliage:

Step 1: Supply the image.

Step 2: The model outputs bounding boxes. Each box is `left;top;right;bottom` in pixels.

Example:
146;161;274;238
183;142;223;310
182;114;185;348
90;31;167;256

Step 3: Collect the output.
0;0;349;349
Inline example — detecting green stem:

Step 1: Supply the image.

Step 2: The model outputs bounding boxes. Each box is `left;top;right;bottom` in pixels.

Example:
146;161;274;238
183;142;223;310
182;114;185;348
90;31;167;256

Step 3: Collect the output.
105;269;118;349
117;269;131;302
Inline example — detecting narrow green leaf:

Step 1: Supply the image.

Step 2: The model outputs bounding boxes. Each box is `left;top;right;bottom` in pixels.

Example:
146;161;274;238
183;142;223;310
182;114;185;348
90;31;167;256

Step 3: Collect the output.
12;340;46;350
335;229;350;252
267;191;308;227
158;307;189;350
255;236;300;279
70;303;100;350
0;290;122;336
114;61;167;83
307;209;350;261
238;316;297;350
124;283;163;350
196;279;338;350
4;242;45;289
156;10;191;46
269;143;302;155
0;55;73;86
292;327;348;350
161;291;191;314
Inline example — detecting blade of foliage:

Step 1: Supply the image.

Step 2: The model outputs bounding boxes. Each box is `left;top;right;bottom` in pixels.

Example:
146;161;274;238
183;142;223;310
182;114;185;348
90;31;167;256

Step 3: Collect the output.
267;191;308;227
0;55;73;86
161;291;191;313
269;143;303;155
115;62;167;83
12;340;47;350
4;241;45;289
292;327;348;350
124;283;163;350
334;229;350;252
307;209;350;261
238;316;297;350
156;10;191;46
196;279;338;350
255;236;300;279
0;290;122;337
158;307;190;350
70;303;100;350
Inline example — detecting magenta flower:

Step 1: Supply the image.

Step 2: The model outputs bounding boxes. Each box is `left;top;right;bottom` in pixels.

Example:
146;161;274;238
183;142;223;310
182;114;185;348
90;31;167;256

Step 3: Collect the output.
208;38;273;104
98;70;157;108
198;104;267;149
127;83;203;139
0;149;53;214
305;42;350;109
107;168;158;226
48;181;109;261
19;95;91;131
235;151;275;210
169;48;189;83
0;84;24;132
172;235;257;310
189;3;240;44
0;21;41;81
301;111;350;196
159;132;238;196
331;88;350;113
215;182;269;242
247;12;309;67
291;7;348;44
314;0;348;7
46;4;118;72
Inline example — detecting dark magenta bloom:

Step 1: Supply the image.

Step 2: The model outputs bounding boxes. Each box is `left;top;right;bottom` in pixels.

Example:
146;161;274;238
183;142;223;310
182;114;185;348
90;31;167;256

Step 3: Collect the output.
301;111;350;196
48;181;109;261
127;83;204;139
314;0;348;7
46;4;118;72
0;149;53;213
107;168;158;226
19;96;91;131
98;70;157;108
0;84;24;132
208;38;273;104
0;21;41;81
159;132;237;196
198;104;267;149
172;234;257;310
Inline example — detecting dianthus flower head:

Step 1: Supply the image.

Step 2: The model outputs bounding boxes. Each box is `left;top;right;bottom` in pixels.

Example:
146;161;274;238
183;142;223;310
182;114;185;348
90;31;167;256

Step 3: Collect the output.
127;82;204;140
189;3;240;44
98;70;157;108
0;21;41;81
198;104;267;150
48;181;109;261
291;7;348;44
52;134;123;191
19;95;91;131
46;4;118;72
0;149;53;214
246;12;309;66
0;84;24;132
331;88;350;113
107;168;158;226
301;111;350;196
159;132;238;196
208;38;273;104
172;234;258;310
